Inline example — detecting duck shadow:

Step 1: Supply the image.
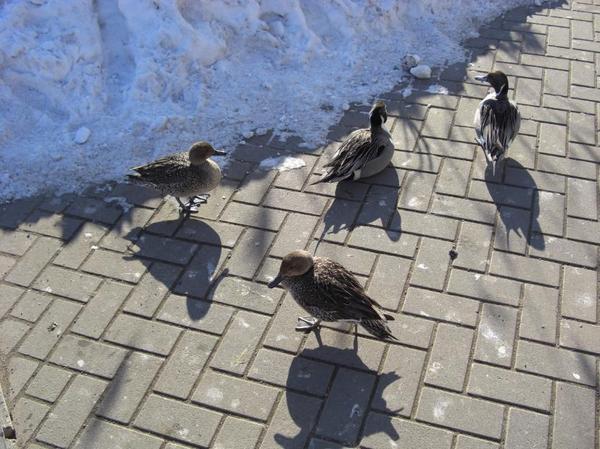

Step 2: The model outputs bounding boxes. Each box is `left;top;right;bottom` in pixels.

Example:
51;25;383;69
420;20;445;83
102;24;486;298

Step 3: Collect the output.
123;218;228;321
275;346;400;448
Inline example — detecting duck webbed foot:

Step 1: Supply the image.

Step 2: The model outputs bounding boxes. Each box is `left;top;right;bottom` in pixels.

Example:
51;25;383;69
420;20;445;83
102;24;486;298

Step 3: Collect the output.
176;197;199;214
295;316;321;332
189;194;210;205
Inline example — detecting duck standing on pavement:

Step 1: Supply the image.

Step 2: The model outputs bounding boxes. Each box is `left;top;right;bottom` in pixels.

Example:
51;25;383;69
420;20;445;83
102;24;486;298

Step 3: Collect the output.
473;71;521;175
268;250;396;341
128;141;225;214
313;100;394;183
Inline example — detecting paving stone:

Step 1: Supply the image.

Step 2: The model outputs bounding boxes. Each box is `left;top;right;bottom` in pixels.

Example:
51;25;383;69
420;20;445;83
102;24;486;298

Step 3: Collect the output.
504;166;565;193
193;370;278;420
538;123;567;156
210;276;282;315
436;159;472;196
0;229;35;255
416;387;504;439
158;293;234;334
468;363;552;411
504;408;550;449
490;252;560;286
567;216;599;245
130;232;198;264
520;284;558;344
5;237;61;287
425;324;473;392
0;197;40;229
33;265;101;302
53;222;108;269
454;222;493;272
415;138;475;160
0;285;23;319
529;234;597;268
532;191;564;236
264;189;328;216
571;60;596;87
234;169;277;204
272;213;319;256
308;438;350;449
11;397;49;444
366;255;410;310
36;375;107;448
455;435;500;449
432;195;497;224
421;108;454;139
18;299;81;360
249;348;334;396
73;419;162;449
155;331;217;399
411;238;452;290
10;290;52;322
403;287;479;326
571;84;600;102
392;209;459;241
569;142;600;163
26;365;72;402
552;382;595;449
470;180;533;209
213;416;263;449
363;413;453;449
105;314;181;356
348;225;418;258
493;206;530;255
475;304;518;367
225;228;275;278
0;319;29;354
262;297;309;353
259;391;322;449
50;334;127;377
177;219;243;247
569;112;596;145
66;197;122;224
82;249;147;283
538;154;596;180
547;25;570;47
221;202;286;231
397;172;436;211
356;185;400;228
544;68;569;96
18;210;82;241
567;178;597;220
6;356;38;400
544;94;596;114
123;262;181;318
562;266;596;322
174;245;229;299
392;151;441;173
97;352;162;423
316;368;376;444
134;395;222;447
560;319;600;355
516;340;596;386
100;206;154;252
303;328;385;371
372;345;426;417
516;77;542;105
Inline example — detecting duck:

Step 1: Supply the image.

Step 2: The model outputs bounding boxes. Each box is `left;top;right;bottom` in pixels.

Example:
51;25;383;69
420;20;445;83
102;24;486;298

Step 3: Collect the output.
268;250;396;341
473;70;521;175
313;100;394;183
127;141;225;213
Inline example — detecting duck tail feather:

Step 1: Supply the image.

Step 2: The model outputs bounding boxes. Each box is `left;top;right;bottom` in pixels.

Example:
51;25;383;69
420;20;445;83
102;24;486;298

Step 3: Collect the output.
360;320;397;341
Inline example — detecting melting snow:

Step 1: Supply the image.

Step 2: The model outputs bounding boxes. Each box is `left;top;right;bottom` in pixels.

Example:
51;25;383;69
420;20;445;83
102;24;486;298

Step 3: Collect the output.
259;155;306;172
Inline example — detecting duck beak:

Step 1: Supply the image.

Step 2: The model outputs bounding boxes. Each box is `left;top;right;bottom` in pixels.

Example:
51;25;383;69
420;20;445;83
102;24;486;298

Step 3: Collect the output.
268;274;284;288
474;74;489;83
213;149;227;156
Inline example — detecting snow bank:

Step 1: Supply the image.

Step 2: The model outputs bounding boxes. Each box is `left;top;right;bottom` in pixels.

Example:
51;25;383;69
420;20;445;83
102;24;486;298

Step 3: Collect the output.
0;0;537;201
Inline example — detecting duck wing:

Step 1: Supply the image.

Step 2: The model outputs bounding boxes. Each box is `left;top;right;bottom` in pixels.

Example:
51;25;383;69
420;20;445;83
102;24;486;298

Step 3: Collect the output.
316;128;386;183
129;152;189;182
311;258;390;321
475;99;520;161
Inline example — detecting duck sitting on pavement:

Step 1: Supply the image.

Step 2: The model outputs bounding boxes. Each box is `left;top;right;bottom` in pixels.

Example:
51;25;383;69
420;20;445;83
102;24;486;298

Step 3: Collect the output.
128;141;225;214
313;100;394;183
473;70;521;175
268;250;396;341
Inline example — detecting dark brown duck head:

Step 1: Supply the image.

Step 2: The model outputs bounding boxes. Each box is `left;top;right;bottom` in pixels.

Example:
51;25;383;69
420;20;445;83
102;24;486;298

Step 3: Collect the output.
188;141;226;165
475;71;509;98
268;250;314;288
369;100;388;127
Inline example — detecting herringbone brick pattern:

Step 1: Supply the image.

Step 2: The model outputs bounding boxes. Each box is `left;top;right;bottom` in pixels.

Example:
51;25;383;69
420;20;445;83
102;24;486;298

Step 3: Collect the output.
1;1;598;448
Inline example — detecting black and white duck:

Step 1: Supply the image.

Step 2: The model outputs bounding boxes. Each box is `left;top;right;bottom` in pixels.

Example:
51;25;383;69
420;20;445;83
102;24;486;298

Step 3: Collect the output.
474;71;521;174
128;141;225;213
314;100;394;183
268;250;396;341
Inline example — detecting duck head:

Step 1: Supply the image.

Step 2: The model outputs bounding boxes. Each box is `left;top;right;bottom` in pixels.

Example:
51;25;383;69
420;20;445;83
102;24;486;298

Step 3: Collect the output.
369;100;388;127
188;141;226;165
475;71;509;97
268;250;314;288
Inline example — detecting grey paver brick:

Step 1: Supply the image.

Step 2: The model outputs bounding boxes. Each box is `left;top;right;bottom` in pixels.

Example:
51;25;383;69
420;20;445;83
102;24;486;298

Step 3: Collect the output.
571;60;596;87
516;77;542;105
475;303;518;367
314;199;361;244
426;324;473;391
82;249;147;283
272;213;319;256
494;207;530;254
73;419;162;449
53;222;108;269
174;245;229;299
177;219;243;247
390;119;420;150
571;18;594;40
0;229;35;255
455;435;500;449
5;237;61;287
469;180;533;209
532;191;564;236
539;123;567;156
66;197;122;224
18;210;82;240
403;287;480;326
416;387;504;439
562;266;597;322
36;375;107;448
547;25;570;47
0;319;29;353
538;154;596;180
569;112;596;145
422;108;454;139
392;151;441;173
454;222;493;272
415;138;475;160
572;84;600;102
366;254;410;310
0;284;24;319
225;228;275;278
520;284;558;344
567;177;597;220
566;216;599;244
234;170;277;204
10;290;52;322
490;251;560;286
436;159;472;196
264;189;328;216
432;195;497;224
504;166;565;193
348;225;418;258
26;365;72;403
105;313;181;356
504;408;549;449
316;367;376;444
398;172;437;211
71;281;130;338
50;334;128;378
130;232;198;264
7;356;38;400
99;206;154;252
11;397;49;444
516;340;596;386
411;238;452;290
392;209;459;241
213;416;263;449
221;202;286;231
262;297;306;353
259;391;321;449
155;331;217;399
123;262;181;318
210;310;269;374
544;68;569;96
529;234;597;268
33;265;101;302
134;395;222;447
362;413;453;449
552;382;595;449
193;370;278;420
468;363;552;411
158;293;234;334
211;276;282;314
97;352;162;424
249;349;334;396
19;299;81;360
372;345;426;417
560;319;600;355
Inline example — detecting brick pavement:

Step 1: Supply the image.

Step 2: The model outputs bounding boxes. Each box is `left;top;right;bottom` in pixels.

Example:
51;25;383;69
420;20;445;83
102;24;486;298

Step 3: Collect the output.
1;1;599;448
